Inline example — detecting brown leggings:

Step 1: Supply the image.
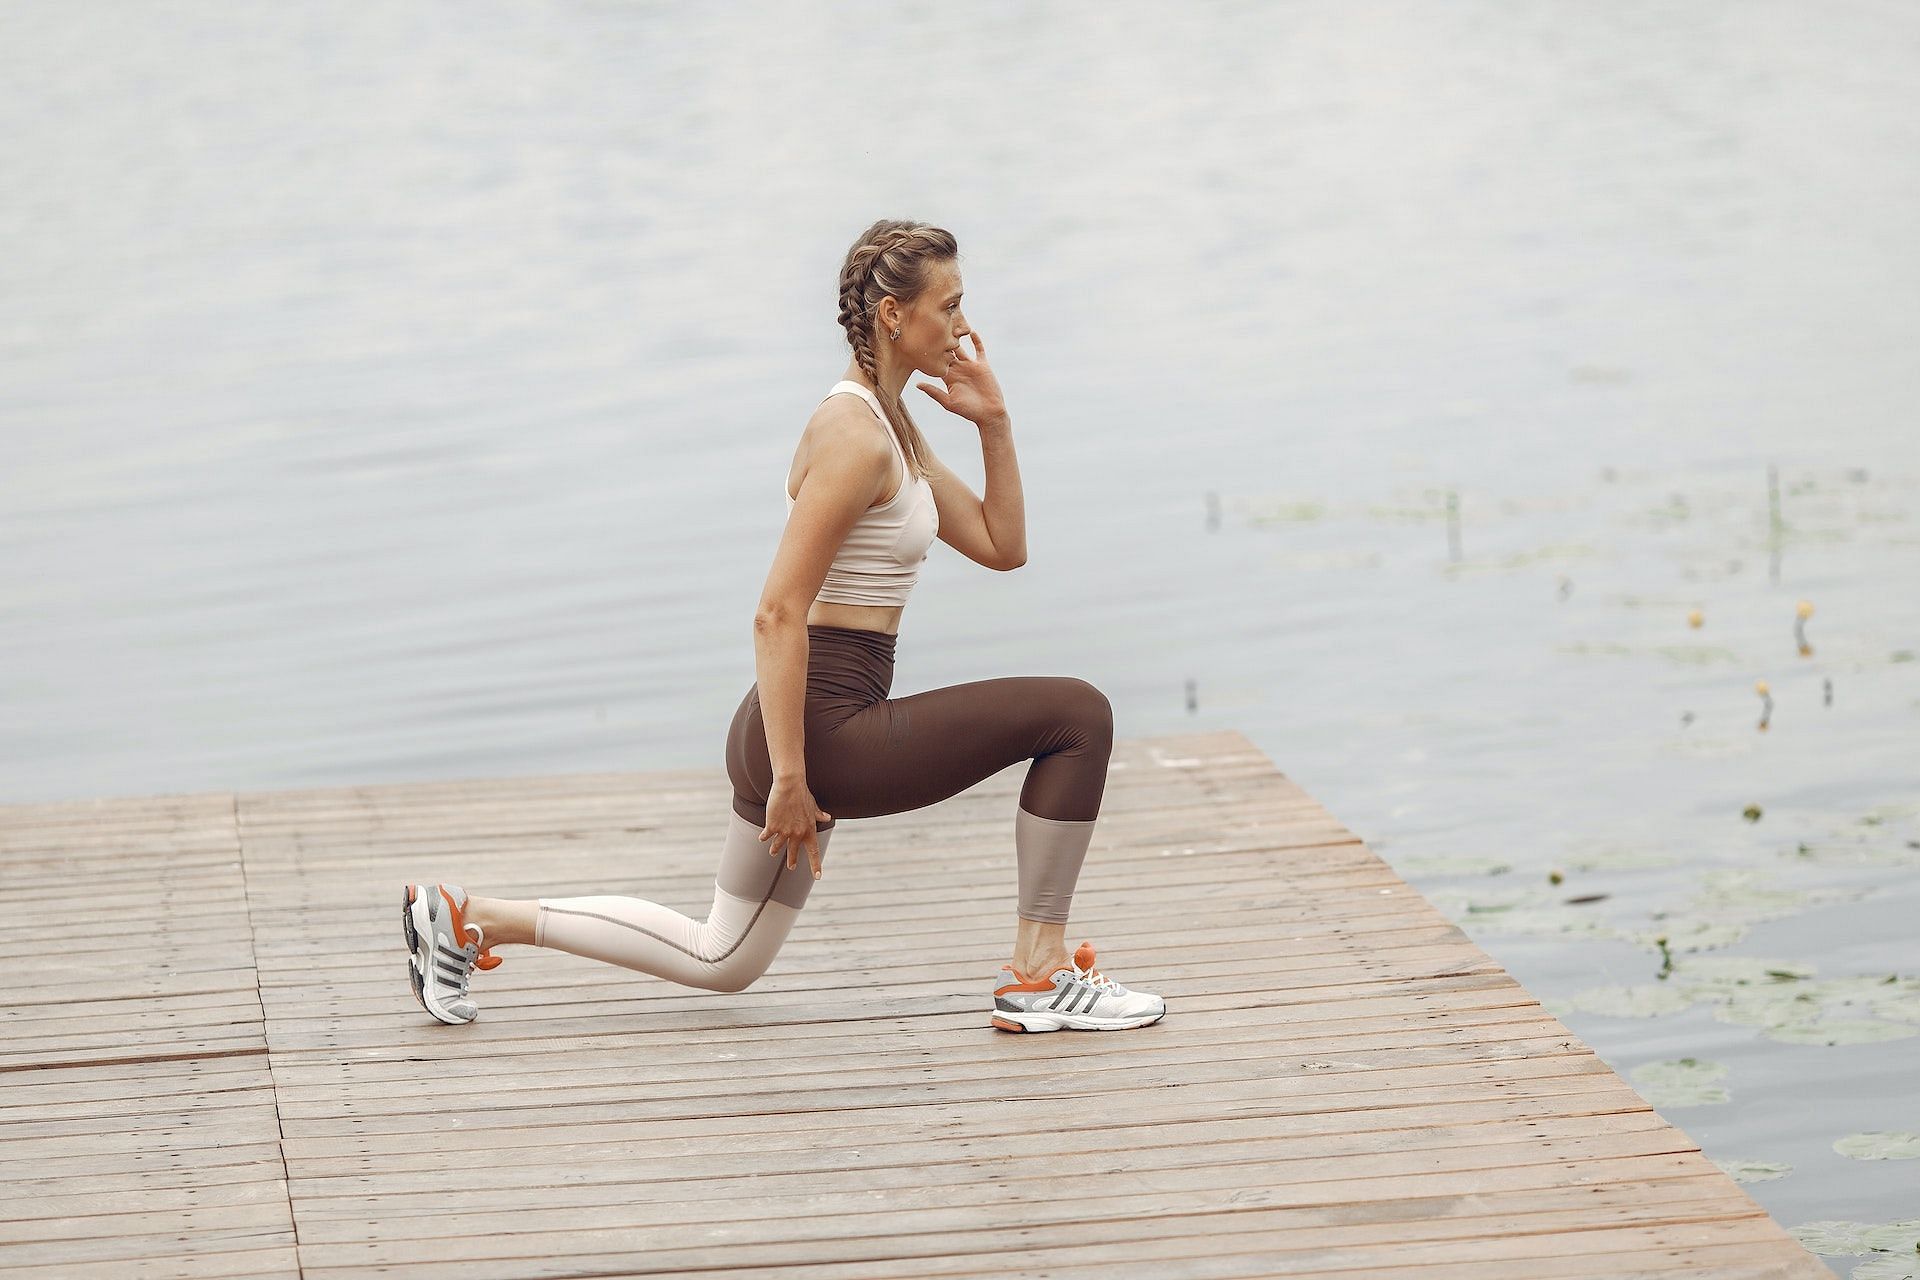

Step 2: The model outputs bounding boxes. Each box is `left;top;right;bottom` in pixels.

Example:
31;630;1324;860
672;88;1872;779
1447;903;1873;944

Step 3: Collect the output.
531;625;1112;991
726;624;1114;830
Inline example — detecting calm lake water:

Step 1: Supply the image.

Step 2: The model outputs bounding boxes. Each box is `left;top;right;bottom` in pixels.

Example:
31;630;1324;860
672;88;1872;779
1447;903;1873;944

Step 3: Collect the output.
4;3;1916;1269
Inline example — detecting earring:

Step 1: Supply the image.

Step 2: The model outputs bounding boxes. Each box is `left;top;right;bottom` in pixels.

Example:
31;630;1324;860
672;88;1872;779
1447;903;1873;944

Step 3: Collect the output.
891;327;900;340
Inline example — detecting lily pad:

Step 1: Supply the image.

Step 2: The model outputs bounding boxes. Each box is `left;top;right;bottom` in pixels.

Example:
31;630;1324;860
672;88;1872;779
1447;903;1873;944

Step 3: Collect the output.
1709;1157;1792;1183
1790;1220;1872;1256
1670;955;1819;995
1835;1132;1920;1161
1684;966;1920;1042
1860;1220;1920;1252
1807;975;1920;1024
1629;1056;1728;1107
1682;868;1868;926
1424;886;1631;942
1564;983;1697;1018
1849;1258;1919;1280
1710;986;1822;1029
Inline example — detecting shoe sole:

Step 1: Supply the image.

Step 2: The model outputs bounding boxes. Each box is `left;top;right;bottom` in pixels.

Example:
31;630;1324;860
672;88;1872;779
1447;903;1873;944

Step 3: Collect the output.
402;884;473;1026
991;1009;1165;1033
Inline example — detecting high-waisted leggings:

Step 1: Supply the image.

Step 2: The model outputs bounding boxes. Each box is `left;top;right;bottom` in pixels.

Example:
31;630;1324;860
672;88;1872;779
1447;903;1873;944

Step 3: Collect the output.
533;624;1114;992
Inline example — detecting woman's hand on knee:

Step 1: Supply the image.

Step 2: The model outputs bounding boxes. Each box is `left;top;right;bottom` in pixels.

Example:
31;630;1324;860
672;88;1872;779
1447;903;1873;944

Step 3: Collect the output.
761;778;832;879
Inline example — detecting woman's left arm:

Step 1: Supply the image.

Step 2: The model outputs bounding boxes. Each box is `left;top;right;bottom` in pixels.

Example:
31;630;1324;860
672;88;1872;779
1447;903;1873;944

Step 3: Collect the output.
917;330;1027;571
924;421;1026;571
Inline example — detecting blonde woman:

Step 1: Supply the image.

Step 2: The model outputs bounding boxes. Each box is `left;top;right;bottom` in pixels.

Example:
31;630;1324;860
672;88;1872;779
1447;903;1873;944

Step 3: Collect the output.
404;219;1165;1034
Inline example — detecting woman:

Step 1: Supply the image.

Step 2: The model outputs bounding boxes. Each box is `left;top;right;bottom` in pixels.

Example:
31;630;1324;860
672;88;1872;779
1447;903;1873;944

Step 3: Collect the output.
402;219;1165;1034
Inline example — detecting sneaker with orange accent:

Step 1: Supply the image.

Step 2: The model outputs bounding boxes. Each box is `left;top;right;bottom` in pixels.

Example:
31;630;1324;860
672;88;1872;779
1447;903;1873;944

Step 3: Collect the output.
402;883;502;1024
991;940;1164;1032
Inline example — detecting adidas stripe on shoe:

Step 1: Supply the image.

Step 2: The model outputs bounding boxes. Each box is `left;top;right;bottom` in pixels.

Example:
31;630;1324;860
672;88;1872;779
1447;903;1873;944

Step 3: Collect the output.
403;883;502;1025
991;940;1164;1032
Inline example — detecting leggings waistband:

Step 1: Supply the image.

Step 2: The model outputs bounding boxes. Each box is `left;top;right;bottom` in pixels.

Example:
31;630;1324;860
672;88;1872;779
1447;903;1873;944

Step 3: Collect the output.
804;624;895;705
806;623;897;651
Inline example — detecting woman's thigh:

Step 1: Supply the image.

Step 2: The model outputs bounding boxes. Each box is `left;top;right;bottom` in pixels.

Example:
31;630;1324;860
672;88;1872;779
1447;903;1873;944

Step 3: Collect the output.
727;674;1114;828
807;674;1113;823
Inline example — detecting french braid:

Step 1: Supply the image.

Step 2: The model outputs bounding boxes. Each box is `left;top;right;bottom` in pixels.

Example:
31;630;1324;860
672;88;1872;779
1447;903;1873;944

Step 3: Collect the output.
835;219;960;481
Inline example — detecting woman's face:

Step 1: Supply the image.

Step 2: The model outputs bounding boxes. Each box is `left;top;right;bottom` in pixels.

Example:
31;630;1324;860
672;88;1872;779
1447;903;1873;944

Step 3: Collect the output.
890;258;970;381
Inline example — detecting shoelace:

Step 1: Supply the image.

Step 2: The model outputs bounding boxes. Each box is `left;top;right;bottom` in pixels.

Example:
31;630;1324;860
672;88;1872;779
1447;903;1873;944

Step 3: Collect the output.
1072;963;1122;994
462;930;502;974
438;886;503;973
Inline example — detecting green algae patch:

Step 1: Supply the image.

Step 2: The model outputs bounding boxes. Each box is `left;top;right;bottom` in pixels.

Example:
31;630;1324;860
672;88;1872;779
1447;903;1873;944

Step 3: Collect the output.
1245;499;1327;524
1651;643;1740;665
1624;919;1751;953
1556;641;1636;659
1394;854;1514;877
1561;848;1679;872
1783;839;1920;868
1763;1018;1917;1046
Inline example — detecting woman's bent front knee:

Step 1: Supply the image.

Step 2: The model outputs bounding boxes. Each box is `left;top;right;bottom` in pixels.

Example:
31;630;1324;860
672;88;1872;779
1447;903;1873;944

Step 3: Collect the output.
1069;677;1114;755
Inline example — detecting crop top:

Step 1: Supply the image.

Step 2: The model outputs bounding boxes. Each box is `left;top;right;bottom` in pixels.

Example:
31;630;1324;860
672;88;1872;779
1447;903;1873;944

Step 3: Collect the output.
784;380;939;608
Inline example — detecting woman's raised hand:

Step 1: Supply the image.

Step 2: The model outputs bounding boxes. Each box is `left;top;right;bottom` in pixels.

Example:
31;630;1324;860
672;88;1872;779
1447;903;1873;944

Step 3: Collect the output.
761;776;831;879
916;330;1007;428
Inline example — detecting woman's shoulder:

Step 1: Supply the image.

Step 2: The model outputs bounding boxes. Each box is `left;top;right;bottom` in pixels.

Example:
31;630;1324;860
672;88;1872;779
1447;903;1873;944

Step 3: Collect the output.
791;398;894;505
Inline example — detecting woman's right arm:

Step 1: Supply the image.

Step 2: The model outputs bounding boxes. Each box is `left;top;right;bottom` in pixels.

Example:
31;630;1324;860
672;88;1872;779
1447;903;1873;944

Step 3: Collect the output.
750;612;810;786
752;413;890;873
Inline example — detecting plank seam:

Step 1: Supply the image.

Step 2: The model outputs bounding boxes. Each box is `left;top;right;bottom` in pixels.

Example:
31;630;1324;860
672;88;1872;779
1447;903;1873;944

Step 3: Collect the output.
232;791;306;1280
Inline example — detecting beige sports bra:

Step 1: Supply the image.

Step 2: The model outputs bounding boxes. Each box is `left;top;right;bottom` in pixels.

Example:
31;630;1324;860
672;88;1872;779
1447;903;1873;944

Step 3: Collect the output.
784;380;939;608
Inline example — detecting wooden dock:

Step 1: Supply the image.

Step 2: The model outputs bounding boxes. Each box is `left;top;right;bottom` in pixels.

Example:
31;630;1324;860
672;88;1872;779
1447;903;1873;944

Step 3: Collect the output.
1;729;1832;1279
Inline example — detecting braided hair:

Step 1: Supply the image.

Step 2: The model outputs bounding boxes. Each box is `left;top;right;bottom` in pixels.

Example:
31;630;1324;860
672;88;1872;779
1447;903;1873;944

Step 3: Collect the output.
836;219;959;482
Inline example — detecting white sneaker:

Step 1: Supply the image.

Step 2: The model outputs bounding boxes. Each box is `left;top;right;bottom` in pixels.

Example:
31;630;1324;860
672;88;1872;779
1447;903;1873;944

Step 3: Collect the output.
991;940;1165;1032
402;883;502;1024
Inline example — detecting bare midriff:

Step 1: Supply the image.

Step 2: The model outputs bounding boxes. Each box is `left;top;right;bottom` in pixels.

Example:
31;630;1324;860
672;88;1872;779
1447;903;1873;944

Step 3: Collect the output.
804;600;904;635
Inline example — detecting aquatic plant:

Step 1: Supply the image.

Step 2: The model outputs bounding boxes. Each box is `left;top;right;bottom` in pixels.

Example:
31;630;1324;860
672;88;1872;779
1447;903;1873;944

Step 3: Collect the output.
1711;1157;1792;1183
1834;1132;1920;1161
1628;1056;1728;1107
1795;599;1815;656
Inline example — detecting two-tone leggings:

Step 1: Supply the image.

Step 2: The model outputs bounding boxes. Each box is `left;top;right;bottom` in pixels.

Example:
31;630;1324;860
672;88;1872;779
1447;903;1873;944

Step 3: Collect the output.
532;624;1114;991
